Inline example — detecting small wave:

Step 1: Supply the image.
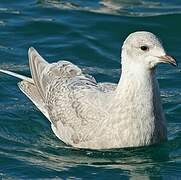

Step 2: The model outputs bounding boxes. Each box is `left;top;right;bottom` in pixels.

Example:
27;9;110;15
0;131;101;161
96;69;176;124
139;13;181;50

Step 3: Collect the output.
0;45;13;50
0;102;34;112
0;20;5;26
0;64;29;72
39;0;181;17
0;7;20;15
168;123;181;140
31;18;54;22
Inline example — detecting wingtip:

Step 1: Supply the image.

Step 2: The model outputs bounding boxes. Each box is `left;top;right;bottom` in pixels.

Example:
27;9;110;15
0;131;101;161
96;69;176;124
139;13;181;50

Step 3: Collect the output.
28;47;36;55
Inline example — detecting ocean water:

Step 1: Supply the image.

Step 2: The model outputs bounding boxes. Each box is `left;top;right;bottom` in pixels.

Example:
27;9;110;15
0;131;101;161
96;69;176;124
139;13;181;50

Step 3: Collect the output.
0;0;181;179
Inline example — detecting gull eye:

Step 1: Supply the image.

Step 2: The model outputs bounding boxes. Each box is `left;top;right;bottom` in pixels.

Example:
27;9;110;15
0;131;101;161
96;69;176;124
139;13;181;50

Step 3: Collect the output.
140;45;149;51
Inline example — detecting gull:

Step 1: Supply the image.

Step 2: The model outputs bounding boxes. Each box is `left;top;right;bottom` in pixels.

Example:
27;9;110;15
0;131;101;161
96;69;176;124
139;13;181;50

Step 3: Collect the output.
0;31;177;149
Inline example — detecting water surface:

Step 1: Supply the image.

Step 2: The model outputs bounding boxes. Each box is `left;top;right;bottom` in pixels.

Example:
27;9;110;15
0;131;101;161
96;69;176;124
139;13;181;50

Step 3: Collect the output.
0;0;181;179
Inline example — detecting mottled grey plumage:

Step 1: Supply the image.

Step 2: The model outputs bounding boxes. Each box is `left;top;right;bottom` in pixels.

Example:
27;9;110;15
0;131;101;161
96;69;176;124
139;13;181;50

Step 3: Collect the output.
19;47;116;147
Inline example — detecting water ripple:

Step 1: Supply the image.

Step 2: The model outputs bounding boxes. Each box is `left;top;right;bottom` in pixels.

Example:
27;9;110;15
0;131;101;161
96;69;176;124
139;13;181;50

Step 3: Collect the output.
39;0;181;17
0;8;20;15
0;0;181;179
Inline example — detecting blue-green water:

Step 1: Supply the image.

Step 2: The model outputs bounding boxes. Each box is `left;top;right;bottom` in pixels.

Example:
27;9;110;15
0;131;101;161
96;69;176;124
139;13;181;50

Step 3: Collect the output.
0;0;181;179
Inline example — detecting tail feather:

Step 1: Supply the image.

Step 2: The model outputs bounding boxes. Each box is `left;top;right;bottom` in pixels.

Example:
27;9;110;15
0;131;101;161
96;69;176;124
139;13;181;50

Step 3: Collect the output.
18;81;50;120
0;69;33;83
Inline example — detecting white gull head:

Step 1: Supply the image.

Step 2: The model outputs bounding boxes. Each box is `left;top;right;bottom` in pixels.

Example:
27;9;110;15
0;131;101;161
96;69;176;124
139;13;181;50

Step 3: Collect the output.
121;31;177;69
111;31;177;148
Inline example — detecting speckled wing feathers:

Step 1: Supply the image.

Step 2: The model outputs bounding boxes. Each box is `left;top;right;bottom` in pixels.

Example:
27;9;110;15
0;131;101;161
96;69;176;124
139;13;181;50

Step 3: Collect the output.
98;82;117;92
28;48;113;145
18;80;50;120
28;47;49;100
